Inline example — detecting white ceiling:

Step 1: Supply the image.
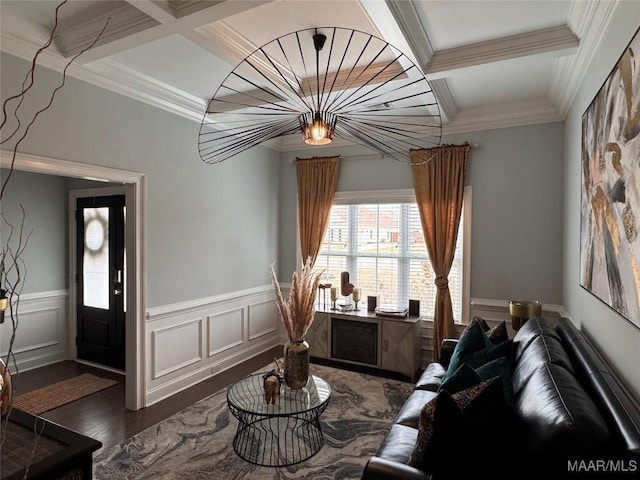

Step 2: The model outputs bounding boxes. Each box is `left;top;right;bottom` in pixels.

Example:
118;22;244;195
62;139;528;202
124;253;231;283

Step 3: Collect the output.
0;0;620;152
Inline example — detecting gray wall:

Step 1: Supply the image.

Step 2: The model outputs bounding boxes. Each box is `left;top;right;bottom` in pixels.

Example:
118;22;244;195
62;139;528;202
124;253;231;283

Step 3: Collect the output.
562;2;640;399
0;169;68;294
278;122;565;305
1;52;280;308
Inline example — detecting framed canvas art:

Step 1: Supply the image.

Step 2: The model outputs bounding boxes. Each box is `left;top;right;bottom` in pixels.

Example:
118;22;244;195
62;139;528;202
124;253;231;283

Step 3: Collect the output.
580;27;640;329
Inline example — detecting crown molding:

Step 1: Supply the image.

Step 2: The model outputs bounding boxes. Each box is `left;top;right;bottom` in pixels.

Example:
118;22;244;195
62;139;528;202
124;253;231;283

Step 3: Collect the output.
1;26;206;123
266;98;562;153
194;20;257;66
549;0;620;118
443;99;563;135
429;78;458;126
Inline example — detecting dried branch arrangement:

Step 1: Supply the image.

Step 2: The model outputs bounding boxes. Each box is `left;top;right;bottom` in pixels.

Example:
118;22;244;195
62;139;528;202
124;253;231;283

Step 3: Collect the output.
271;258;323;343
0;0;111;468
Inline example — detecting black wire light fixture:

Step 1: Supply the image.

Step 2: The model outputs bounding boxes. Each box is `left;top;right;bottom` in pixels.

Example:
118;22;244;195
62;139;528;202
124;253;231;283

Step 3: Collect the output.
198;27;442;164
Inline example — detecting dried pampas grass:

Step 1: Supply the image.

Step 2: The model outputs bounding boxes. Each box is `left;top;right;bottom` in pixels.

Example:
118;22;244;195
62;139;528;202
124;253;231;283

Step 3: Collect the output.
271;257;323;343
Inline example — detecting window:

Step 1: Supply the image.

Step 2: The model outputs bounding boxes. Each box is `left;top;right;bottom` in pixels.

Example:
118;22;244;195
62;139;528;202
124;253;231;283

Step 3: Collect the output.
312;189;469;322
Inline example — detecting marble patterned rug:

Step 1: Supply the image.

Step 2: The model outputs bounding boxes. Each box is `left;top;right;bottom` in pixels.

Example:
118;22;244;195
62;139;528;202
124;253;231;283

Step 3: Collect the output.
93;363;413;480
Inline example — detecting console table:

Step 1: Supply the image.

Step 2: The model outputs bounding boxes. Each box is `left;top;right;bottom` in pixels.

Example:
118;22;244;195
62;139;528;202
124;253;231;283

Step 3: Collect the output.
308;306;422;381
1;409;101;480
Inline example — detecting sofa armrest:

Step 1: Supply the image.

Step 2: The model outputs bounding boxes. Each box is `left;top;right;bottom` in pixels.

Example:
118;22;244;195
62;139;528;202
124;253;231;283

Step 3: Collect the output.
438;339;459;369
361;457;430;480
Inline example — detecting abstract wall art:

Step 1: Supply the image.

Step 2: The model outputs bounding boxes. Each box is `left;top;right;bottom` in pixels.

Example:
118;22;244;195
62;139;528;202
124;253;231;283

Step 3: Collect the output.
580;27;640;329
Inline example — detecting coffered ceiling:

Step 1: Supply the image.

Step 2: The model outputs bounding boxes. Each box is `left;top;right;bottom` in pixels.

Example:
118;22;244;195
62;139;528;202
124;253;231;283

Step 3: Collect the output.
0;0;620;152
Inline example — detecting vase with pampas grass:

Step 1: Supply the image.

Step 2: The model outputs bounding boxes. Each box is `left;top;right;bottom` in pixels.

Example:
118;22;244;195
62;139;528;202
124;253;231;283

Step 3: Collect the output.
271;258;322;389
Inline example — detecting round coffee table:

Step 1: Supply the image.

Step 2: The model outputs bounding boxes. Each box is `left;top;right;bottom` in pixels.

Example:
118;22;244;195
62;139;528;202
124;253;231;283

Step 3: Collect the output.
226;373;331;467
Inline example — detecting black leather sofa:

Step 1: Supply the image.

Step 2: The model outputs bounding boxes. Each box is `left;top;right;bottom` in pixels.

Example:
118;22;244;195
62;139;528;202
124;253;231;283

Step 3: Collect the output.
361;317;640;479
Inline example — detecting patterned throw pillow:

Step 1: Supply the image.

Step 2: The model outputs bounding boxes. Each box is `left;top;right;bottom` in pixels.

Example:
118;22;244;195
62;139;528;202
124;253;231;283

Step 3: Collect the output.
409;377;507;473
486;320;508;344
472;316;509;344
407;391;469;470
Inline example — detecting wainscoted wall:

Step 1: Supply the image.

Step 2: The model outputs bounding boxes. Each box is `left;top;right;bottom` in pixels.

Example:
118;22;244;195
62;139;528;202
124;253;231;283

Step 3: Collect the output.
0;290;69;373
418;298;564;366
145;285;283;406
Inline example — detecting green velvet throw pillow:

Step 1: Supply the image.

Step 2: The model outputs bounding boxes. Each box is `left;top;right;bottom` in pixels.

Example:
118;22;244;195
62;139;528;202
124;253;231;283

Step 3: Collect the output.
438;363;481;394
475;356;515;406
439;356;514;406
441;320;487;383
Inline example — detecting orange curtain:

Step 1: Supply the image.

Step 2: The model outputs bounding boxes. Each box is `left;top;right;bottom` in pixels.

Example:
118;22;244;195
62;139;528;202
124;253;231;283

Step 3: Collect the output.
296;156;340;266
410;144;470;362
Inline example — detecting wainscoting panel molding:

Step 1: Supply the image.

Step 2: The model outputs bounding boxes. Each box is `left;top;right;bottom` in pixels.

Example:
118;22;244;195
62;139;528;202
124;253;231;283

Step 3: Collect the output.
0;290;69;372
208;307;244;357
145;285;280;406
151;318;203;379
247;300;277;341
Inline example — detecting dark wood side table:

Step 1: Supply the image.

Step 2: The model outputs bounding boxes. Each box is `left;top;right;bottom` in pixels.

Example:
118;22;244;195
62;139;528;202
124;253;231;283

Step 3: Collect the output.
1;409;102;480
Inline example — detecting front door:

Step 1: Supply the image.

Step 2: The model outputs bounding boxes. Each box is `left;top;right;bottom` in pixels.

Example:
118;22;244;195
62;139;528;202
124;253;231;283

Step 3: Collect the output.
76;195;125;370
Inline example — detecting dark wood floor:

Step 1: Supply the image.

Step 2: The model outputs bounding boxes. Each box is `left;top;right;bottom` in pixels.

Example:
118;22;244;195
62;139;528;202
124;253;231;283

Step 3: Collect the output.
8;346;282;453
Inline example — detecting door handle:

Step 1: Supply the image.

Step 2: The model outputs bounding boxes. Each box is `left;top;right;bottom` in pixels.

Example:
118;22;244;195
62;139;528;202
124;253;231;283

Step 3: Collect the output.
114;269;123;295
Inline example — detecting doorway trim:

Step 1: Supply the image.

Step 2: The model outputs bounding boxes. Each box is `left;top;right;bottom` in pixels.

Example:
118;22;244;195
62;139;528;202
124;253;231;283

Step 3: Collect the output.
1;150;145;410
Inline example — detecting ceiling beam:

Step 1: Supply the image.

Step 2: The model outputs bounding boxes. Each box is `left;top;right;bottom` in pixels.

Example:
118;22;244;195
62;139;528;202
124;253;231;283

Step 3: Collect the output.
425;25;579;80
58;0;274;63
384;0;458;123
124;0;176;23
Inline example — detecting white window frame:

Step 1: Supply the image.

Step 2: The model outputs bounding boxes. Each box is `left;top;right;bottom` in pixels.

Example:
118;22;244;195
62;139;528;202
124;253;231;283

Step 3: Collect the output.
296;187;472;324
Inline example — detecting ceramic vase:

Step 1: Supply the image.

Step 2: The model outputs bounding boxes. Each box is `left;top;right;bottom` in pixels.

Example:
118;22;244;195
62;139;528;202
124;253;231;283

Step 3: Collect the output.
283;339;310;390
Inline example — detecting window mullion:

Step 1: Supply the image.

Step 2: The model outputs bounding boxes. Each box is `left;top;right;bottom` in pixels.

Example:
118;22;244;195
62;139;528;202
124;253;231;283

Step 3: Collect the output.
347;205;358;282
399;204;410;308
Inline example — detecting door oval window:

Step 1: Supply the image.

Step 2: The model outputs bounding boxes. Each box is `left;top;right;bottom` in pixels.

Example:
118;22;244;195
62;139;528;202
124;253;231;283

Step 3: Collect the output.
85;217;106;253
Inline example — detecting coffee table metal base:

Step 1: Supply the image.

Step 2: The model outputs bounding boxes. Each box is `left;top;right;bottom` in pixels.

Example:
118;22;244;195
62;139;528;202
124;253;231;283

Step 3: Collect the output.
230;410;326;467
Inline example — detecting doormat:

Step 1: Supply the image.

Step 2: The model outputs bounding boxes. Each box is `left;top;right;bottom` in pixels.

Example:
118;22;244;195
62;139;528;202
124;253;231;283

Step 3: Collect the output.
12;373;118;415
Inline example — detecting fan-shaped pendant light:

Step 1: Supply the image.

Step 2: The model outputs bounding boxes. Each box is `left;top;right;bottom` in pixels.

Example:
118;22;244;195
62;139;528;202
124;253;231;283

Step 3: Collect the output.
198;27;442;164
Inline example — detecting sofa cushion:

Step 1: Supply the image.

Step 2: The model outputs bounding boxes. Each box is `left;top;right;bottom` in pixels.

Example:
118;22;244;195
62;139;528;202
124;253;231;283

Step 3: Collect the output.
395;390;438;428
414;362;446;391
513;317;561;360
514;363;611;457
375;424;419;465
512;335;575;394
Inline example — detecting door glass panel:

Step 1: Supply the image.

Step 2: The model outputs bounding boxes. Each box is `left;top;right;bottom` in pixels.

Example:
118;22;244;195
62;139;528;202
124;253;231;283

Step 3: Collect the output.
83;207;109;309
